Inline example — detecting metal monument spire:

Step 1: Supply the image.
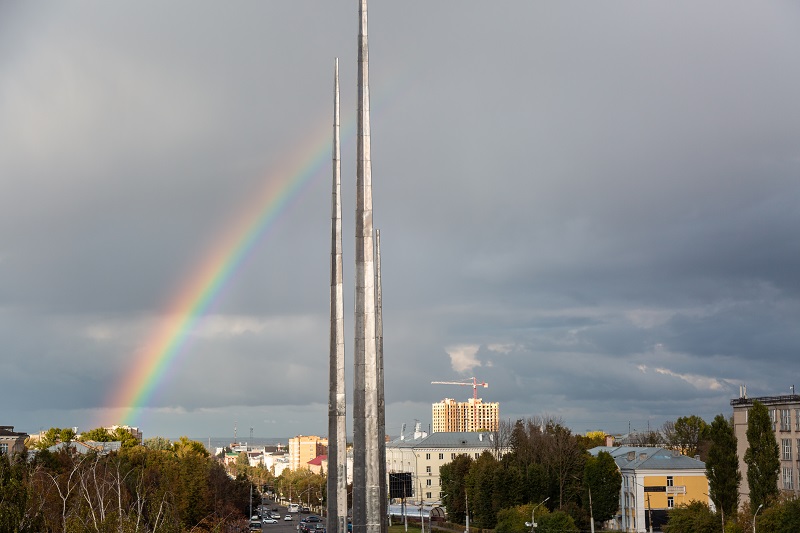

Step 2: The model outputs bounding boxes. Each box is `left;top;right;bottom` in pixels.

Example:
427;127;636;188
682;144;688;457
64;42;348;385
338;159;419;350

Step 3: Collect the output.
375;229;387;533
353;0;382;531
328;58;348;533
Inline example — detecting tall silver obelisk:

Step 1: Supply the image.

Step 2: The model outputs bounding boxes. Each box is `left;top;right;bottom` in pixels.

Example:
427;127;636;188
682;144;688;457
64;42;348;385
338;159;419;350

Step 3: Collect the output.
328;58;348;533
353;0;381;531
375;229;387;533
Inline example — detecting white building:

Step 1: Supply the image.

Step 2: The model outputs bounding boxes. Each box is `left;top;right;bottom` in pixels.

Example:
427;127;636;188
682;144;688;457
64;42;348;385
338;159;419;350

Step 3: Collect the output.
385;424;498;504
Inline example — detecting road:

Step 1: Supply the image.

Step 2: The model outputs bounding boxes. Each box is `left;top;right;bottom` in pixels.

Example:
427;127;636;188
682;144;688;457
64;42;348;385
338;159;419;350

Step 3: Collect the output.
251;501;325;533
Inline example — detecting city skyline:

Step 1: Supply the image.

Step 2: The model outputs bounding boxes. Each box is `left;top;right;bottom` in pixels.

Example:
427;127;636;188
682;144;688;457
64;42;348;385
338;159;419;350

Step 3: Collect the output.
2;2;800;441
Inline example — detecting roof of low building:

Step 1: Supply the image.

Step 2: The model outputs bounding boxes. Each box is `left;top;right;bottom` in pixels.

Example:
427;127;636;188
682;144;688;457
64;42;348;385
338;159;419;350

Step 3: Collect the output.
590;446;705;471
387;431;495;449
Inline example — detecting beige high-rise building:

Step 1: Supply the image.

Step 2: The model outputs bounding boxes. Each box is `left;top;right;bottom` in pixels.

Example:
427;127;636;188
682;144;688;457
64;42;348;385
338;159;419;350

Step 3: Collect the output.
432;398;499;433
288;435;328;471
731;389;800;503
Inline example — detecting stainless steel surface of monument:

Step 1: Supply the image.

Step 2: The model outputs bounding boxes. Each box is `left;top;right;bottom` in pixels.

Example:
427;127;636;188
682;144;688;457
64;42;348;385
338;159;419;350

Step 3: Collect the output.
375;229;387;533
327;58;347;533
353;0;382;532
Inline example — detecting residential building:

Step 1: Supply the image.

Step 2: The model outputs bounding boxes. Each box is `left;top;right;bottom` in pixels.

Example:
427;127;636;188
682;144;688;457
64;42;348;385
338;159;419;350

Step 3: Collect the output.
590;446;709;533
104;425;143;444
0;426;28;456
730;390;800;502
288;435;328;471
385;424;498;504
432;397;499;432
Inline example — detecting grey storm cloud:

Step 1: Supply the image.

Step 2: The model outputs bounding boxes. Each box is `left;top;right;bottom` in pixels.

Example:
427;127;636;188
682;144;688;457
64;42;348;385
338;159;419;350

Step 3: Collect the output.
1;1;799;439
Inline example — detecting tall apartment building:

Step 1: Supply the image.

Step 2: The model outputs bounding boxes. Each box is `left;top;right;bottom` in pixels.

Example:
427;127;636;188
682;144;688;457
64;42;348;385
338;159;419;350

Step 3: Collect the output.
288;435;328;471
432;397;499;433
730;391;800;501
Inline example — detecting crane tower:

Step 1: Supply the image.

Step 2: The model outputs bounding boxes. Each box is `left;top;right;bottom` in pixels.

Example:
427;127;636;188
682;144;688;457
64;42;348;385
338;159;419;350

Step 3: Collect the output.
431;377;489;431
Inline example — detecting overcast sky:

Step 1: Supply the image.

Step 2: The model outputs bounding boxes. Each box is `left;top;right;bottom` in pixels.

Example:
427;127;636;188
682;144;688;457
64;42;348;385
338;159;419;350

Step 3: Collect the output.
2;2;799;443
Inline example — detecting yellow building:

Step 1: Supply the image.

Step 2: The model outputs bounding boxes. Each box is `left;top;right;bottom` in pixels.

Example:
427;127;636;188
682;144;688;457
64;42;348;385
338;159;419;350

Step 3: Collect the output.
288;435;328;471
432;398;499;432
590;446;709;532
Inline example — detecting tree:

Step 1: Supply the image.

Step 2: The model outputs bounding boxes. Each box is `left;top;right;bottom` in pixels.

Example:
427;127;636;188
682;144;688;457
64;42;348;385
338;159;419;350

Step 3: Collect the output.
494;503;532;533
576;431;606;451
440;454;473;524
705;414;740;524
663;501;718;533
538;509;579;533
143;436;173;450
664;415;709;457
584;451;621;525
743;400;780;510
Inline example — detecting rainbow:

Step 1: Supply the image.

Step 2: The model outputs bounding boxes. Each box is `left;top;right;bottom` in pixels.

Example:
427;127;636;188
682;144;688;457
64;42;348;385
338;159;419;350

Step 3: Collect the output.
107;117;338;428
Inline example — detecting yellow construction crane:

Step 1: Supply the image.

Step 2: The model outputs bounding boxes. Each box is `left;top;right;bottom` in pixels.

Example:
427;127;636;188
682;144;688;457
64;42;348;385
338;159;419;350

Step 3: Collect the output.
431;377;489;430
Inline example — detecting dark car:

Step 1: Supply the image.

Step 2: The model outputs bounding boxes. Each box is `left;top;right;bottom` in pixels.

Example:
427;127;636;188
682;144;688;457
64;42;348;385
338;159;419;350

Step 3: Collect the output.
305;516;321;523
314;524;326;533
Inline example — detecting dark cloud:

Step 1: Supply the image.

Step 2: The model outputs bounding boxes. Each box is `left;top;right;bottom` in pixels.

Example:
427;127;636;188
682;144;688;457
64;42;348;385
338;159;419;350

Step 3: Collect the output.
2;1;799;439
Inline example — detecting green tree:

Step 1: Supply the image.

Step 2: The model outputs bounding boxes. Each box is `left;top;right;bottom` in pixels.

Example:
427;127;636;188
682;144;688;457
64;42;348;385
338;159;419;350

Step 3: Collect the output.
143;436;173;450
757;497;800;533
743;400;780;510
78;427;111;442
466;452;500;528
706;414;740;523
31;427;66;450
664;415;709;458
440;454;473;524
494;503;531;533
173;436;210;458
663;501;718;533
538;509;578;533
0;452;45;532
584;451;621;525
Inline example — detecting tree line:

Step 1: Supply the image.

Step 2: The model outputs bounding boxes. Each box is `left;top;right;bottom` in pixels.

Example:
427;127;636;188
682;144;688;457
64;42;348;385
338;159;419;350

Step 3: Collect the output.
440;416;622;533
1;430;255;532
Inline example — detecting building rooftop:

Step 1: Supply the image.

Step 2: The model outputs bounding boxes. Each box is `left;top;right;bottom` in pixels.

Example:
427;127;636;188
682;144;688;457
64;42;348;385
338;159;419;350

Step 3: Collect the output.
590;446;705;471
388;431;495;449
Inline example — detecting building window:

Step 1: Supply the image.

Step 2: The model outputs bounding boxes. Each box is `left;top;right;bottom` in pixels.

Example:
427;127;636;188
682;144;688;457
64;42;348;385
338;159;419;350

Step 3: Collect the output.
784;439;793;461
667;497;674;509
426;492;432;499
426;466;431;473
797;439;800;460
439;453;444;460
666;476;673;487
782;409;792;431
0;443;7;455
426;479;432;486
796;409;800;431
451;453;456;460
783;466;794;490
475;453;479;459
426;453;431;460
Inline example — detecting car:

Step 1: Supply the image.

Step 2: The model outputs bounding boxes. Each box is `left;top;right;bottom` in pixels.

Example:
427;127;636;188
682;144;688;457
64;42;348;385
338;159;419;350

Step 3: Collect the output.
305;516;321;523
262;518;277;524
302;507;310;513
270;512;282;519
314;524;326;533
284;515;293;521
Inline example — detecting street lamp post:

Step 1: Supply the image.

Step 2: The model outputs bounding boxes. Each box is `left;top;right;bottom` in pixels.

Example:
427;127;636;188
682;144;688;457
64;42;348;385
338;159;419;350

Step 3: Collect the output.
527;497;550;533
753;503;763;533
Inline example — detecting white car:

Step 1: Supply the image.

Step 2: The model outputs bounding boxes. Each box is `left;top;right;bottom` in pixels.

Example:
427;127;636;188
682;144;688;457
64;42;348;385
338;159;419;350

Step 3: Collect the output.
262;518;278;524
284;515;293;521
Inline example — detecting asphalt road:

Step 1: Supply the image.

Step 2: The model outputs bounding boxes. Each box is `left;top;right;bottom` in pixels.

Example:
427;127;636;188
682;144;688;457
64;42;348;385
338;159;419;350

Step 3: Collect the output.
251;501;324;533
